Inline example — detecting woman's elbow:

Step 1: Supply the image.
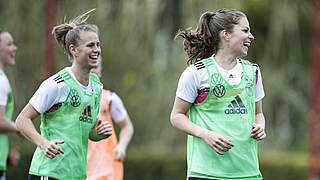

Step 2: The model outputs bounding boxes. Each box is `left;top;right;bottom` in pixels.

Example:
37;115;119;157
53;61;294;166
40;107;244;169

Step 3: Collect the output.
15;116;23;130
170;112;178;127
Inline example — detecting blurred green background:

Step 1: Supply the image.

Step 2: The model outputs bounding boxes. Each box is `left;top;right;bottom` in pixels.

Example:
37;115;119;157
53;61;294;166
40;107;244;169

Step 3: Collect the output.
0;0;316;179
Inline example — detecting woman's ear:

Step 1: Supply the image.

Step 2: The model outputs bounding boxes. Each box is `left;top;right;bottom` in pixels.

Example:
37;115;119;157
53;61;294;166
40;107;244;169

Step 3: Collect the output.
220;30;231;41
69;44;77;57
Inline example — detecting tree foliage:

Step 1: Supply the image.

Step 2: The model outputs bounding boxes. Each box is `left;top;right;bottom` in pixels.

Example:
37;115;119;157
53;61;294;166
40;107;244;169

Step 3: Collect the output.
0;0;313;178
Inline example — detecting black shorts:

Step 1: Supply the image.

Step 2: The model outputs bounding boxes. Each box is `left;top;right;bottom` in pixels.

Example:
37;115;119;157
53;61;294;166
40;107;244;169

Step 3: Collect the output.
0;171;5;180
28;174;57;180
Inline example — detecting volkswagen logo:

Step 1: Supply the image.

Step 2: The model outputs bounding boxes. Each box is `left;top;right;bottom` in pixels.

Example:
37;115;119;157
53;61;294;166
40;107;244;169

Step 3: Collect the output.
212;84;226;98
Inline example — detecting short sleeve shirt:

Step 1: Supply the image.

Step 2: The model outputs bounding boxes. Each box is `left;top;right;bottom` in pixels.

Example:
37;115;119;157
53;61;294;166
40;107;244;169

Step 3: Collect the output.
29;67;95;113
176;57;265;103
108;92;128;123
0;70;10;106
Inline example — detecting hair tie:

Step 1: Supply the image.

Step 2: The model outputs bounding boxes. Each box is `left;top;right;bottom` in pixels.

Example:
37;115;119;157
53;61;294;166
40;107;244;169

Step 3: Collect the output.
207;13;215;22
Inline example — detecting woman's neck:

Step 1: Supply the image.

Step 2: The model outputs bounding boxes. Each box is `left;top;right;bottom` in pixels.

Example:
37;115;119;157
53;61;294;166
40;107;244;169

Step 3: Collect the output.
0;62;4;71
70;63;90;86
214;51;237;70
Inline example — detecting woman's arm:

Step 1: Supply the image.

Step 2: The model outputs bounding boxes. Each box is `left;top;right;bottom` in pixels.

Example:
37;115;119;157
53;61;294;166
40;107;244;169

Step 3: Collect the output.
16;103;64;159
170;97;234;155
0;106;18;132
113;116;134;161
251;100;266;140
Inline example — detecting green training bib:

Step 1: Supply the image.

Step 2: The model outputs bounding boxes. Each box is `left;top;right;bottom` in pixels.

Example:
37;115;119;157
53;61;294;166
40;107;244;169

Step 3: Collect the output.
0;76;14;171
187;57;262;179
29;69;102;180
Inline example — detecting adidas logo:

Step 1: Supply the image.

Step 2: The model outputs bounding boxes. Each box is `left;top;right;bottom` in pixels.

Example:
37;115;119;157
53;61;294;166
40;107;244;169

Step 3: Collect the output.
224;96;248;114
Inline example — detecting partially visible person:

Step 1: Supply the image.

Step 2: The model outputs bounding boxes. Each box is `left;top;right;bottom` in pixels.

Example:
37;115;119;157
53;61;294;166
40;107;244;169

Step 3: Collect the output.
171;9;266;179
87;59;134;180
6;147;20;167
0;29;19;180
15;9;112;180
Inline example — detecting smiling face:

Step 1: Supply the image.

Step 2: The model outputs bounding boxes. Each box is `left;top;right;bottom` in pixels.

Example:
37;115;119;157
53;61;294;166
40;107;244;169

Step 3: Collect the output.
227;17;254;57
71;31;101;70
0;32;17;68
90;57;102;78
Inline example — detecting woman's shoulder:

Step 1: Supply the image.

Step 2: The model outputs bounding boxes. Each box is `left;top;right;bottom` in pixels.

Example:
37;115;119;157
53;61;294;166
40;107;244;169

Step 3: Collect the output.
39;73;69;93
179;63;209;86
90;72;103;89
238;58;261;71
109;92;122;103
0;72;9;85
90;72;100;82
193;57;214;69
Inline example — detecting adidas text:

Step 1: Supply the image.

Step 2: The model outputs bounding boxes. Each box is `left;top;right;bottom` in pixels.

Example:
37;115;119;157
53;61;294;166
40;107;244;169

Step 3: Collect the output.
225;108;248;114
224;96;248;114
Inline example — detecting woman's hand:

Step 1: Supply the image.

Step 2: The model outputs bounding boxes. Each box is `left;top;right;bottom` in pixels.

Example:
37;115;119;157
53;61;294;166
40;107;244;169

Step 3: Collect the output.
96;120;112;138
200;130;234;155
40;139;64;159
251;123;266;141
113;145;126;161
7;148;20;166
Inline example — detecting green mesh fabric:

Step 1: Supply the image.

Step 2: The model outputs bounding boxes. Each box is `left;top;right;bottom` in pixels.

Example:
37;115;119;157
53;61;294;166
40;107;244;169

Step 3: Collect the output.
187;57;262;179
0;82;14;171
29;69;102;180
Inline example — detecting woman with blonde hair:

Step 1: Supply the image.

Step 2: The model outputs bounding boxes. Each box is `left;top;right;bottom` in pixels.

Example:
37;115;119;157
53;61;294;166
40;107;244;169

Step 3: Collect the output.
16;9;112;180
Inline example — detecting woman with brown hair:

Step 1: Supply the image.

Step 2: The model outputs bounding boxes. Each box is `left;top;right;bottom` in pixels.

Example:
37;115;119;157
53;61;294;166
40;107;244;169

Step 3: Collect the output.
171;9;266;179
16;9;112;180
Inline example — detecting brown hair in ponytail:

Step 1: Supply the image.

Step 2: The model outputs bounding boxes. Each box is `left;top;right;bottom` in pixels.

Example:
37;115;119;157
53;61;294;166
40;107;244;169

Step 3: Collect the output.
175;8;246;65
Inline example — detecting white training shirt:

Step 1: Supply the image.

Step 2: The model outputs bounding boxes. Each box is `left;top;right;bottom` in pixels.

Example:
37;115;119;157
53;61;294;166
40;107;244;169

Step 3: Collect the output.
29;67;127;123
0;70;10;106
29;67;95;114
108;92;128;123
176;57;265;103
